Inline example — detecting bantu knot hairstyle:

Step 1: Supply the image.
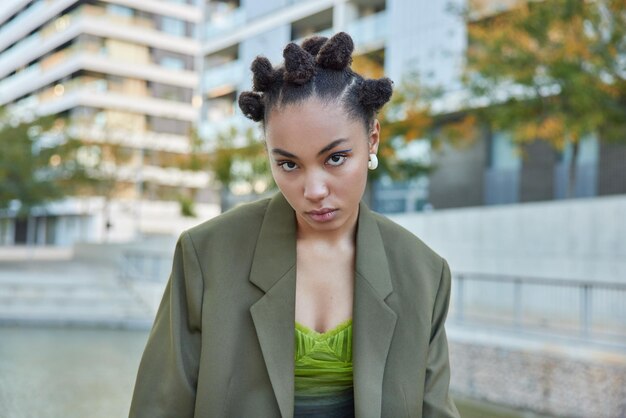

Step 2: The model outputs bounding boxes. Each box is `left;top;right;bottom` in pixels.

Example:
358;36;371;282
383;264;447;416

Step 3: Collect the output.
283;43;316;85
301;36;328;56
316;31;353;70
238;31;394;130
251;56;277;92
358;78;394;113
238;91;264;122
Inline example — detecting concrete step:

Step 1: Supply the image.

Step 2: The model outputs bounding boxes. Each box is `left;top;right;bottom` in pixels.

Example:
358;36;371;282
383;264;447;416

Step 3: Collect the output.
0;285;137;300
0;258;160;329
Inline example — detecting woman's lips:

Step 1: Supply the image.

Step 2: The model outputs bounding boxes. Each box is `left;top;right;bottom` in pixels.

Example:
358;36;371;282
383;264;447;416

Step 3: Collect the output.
306;208;338;223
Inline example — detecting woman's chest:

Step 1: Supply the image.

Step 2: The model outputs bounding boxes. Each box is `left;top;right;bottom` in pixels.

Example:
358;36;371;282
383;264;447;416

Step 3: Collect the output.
295;243;355;333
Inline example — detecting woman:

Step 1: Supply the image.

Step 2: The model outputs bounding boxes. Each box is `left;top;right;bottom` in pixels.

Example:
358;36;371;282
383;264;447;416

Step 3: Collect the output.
129;32;459;418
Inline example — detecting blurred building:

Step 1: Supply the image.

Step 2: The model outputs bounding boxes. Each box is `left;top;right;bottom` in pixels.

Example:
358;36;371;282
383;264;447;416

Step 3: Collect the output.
197;0;625;214
196;0;465;212
0;0;214;245
427;130;626;209
198;0;464;138
426;0;626;210
2;0;623;245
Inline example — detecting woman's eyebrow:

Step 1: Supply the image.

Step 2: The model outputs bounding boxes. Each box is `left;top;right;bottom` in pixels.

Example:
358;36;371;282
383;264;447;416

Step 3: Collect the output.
317;138;348;156
271;138;348;160
271;148;298;159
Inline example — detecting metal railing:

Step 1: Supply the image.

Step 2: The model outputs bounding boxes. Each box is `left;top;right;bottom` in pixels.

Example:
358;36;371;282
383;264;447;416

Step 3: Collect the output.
450;273;626;346
119;250;172;283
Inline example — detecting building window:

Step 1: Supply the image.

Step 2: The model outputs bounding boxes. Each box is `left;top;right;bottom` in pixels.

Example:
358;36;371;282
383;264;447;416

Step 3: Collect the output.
107;4;133;18
554;136;599;199
161;16;186;37
160;56;185;70
485;132;521;205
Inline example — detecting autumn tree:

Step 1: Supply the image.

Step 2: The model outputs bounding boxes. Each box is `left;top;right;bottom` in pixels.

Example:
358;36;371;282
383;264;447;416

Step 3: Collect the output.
205;125;272;211
462;0;626;197
204;53;441;212
0;112;88;219
352;53;434;182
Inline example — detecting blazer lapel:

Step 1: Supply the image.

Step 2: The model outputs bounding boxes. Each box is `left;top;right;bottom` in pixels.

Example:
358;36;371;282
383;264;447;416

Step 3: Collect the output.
249;193;297;418
248;195;397;418
353;203;398;418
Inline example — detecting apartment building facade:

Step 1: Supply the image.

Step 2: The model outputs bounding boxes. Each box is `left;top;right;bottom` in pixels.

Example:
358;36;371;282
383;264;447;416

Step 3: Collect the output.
427;1;626;210
3;0;618;244
197;0;466;212
0;0;214;245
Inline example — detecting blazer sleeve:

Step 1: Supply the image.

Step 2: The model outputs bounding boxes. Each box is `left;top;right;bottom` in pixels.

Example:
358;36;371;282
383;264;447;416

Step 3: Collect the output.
422;258;461;418
129;231;204;418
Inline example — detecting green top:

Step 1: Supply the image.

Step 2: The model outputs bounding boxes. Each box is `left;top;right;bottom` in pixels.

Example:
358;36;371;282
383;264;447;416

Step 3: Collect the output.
294;319;353;398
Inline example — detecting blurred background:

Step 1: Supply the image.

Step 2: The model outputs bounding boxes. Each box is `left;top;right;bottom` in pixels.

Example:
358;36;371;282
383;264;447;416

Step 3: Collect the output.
0;0;624;417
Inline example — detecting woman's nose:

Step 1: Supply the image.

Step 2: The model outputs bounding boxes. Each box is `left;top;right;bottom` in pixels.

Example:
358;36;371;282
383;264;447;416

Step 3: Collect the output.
303;171;329;201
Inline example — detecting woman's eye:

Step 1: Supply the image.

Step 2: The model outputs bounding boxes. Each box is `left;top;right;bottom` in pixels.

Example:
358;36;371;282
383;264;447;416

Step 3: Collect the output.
278;161;298;172
327;154;347;166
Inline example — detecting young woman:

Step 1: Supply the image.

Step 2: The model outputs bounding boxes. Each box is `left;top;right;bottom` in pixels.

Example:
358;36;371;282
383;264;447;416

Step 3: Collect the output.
129;32;459;418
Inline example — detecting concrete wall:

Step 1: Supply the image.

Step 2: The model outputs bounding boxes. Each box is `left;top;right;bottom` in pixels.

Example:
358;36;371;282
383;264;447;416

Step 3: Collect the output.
389;195;626;282
448;335;626;418
429;137;487;209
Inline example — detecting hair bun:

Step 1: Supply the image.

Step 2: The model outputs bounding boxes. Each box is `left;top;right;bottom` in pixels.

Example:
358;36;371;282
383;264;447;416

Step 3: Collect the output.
316;32;354;70
301;36;328;56
283;42;316;85
358;78;394;111
251;56;279;92
238;91;264;121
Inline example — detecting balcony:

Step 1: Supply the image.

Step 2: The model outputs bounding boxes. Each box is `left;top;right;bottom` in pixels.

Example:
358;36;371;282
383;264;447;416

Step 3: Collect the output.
199;115;251;142
69;124;190;154
77;4;156;31
34;80;197;122
202;60;244;93
0;5;199;79
204;8;246;40
293;27;333;46
0;63;40;105
0;0;46;52
348;10;388;51
0;46;198;107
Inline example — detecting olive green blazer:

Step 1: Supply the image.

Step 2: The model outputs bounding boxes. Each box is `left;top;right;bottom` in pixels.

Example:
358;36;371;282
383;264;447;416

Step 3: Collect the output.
129;193;459;418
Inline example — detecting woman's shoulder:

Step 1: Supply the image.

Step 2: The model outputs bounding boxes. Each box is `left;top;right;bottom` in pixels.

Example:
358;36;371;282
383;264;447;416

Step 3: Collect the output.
369;209;443;264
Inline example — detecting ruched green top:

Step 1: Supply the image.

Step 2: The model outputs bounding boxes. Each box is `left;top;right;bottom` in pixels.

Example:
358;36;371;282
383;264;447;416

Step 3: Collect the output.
294;319;354;416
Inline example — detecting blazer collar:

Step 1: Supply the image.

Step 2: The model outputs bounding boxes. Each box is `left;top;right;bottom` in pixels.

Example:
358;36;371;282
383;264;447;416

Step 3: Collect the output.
249;193;397;418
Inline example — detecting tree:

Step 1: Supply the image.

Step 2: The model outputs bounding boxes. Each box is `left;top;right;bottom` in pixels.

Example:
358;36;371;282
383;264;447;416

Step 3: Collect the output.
0;111;87;219
374;75;435;182
67;122;137;238
205;125;272;212
353;55;435;183
462;0;626;197
202;55;442;212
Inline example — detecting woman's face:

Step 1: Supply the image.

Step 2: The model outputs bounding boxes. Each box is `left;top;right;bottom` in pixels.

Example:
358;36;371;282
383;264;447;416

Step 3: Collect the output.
265;97;379;235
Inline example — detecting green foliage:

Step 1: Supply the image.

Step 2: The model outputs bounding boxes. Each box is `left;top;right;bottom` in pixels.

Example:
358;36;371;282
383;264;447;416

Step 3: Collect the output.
0;112;88;217
456;0;626;197
373;76;437;181
352;54;436;181
178;194;197;218
207;125;274;193
463;0;626;148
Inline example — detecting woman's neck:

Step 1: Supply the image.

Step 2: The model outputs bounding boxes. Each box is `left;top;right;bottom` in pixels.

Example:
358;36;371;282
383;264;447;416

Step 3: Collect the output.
295;208;358;246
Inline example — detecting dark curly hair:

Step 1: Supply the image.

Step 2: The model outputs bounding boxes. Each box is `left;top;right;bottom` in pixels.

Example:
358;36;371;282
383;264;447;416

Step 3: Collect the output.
238;32;393;132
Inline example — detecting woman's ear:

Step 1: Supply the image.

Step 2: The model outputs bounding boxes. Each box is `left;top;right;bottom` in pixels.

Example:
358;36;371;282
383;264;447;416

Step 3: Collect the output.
368;119;381;154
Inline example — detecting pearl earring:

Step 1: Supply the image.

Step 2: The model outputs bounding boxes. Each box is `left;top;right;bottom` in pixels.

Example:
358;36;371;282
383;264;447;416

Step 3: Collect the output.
368;154;378;170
